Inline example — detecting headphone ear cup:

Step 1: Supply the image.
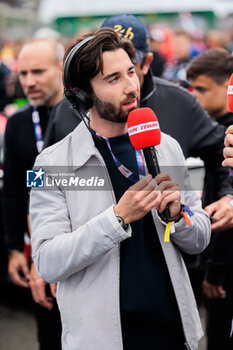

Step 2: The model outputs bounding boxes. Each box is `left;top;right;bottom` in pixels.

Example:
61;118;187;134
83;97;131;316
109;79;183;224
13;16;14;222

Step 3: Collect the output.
73;88;93;110
64;88;93;110
63;36;94;111
64;89;77;105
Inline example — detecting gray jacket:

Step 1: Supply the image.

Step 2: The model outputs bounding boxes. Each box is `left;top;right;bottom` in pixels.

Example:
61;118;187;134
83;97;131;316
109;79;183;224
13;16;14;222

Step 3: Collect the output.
30;122;211;350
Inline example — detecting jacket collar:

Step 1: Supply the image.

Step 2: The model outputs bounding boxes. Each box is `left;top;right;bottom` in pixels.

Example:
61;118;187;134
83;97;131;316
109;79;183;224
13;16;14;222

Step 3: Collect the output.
140;68;156;104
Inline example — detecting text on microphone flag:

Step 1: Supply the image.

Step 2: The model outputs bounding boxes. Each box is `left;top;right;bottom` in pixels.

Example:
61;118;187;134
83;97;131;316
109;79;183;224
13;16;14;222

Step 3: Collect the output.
128;121;159;136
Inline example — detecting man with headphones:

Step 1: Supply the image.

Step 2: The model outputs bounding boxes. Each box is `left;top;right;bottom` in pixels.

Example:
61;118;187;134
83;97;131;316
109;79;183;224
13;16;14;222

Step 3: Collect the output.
30;28;210;350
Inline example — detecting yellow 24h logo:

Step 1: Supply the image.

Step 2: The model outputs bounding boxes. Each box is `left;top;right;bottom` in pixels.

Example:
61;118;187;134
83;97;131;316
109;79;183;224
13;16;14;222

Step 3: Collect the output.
113;25;134;41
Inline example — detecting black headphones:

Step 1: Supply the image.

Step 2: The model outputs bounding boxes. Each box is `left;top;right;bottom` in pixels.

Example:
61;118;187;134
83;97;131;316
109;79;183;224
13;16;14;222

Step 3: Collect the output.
63;36;94;111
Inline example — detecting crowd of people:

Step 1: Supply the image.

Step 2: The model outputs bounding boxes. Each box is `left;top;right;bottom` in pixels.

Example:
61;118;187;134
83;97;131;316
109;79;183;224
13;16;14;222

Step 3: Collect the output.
0;13;233;350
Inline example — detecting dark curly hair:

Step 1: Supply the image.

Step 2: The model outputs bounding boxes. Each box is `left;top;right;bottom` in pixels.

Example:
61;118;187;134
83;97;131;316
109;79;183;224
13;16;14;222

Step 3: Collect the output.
65;27;136;95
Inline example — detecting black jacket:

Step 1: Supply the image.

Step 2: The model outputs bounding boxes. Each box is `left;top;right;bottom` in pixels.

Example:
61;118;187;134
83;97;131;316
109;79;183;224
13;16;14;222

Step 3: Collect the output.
3;104;51;251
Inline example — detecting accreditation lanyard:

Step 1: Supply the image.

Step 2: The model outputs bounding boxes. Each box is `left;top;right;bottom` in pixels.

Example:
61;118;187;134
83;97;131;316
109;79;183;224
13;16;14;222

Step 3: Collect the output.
95;131;145;183
32;106;44;153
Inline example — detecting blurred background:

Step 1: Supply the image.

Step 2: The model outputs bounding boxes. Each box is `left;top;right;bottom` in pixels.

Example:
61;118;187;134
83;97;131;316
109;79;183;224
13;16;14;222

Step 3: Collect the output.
0;0;232;39
0;0;233;86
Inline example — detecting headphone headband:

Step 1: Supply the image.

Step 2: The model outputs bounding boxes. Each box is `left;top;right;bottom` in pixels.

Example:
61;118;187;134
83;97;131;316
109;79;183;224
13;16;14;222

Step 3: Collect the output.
63;36;94;89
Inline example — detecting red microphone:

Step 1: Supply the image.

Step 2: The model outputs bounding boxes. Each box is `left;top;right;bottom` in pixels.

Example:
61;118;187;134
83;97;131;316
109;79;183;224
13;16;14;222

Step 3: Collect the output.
128;107;161;177
127;107;170;220
127;107;161;149
227;73;233;113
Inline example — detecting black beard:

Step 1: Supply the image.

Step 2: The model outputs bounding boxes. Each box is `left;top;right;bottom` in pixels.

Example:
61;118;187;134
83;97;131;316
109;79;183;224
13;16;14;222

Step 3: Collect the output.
91;92;138;124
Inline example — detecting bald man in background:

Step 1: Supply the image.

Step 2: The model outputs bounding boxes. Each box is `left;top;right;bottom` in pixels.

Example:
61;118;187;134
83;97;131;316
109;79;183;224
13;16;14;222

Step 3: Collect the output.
2;38;64;349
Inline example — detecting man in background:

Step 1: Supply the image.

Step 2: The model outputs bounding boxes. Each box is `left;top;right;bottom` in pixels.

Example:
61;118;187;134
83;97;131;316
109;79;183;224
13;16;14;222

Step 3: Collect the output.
2;38;64;349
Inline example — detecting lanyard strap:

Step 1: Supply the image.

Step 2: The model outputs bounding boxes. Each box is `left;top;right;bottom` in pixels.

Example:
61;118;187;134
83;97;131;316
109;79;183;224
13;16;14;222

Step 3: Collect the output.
104;136;145;183
93;129;145;183
32;107;44;153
